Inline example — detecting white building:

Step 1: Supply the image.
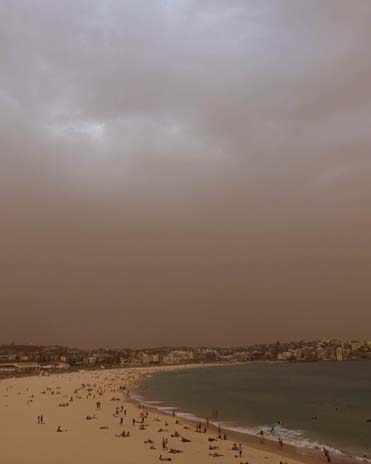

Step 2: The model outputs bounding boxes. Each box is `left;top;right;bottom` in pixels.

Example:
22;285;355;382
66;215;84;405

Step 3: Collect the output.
164;350;194;364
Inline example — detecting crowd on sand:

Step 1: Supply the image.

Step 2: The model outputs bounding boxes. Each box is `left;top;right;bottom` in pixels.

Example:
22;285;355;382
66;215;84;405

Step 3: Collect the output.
0;368;323;464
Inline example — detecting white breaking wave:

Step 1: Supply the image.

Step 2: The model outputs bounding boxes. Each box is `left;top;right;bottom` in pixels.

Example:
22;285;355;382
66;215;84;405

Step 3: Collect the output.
129;389;371;463
217;422;371;463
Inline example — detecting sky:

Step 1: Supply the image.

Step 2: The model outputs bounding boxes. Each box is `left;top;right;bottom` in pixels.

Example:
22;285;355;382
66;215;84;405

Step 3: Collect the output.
1;0;371;348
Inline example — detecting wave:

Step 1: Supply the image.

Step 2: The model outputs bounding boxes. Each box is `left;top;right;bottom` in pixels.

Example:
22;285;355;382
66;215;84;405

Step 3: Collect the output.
129;389;371;463
220;422;337;452
217;422;371;463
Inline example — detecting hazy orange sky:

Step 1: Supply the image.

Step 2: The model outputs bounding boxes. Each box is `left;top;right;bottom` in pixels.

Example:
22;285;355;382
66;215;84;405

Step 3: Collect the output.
1;0;371;348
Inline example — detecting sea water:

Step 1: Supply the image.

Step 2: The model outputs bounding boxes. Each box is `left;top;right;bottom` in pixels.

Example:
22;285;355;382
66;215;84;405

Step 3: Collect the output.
134;362;371;459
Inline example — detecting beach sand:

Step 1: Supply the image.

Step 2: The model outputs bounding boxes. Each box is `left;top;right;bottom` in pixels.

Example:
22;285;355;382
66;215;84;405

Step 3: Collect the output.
0;367;320;464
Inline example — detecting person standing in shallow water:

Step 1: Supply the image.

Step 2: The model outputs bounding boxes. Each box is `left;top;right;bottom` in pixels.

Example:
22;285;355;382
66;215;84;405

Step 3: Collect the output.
323;448;331;463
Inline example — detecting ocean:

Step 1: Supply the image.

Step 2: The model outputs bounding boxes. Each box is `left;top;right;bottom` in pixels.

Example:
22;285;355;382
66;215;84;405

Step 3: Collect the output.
133;362;371;460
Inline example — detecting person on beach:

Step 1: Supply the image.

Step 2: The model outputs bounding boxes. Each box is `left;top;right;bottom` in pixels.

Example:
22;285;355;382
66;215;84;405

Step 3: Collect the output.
278;437;283;449
169;448;183;454
239;443;243;458
323;447;331;463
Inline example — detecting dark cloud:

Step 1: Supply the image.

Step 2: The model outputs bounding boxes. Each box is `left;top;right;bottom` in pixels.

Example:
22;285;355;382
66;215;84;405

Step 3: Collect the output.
1;0;371;347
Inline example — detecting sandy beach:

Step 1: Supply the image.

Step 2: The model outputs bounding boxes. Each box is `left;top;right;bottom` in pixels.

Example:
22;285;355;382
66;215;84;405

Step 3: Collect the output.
0;366;323;464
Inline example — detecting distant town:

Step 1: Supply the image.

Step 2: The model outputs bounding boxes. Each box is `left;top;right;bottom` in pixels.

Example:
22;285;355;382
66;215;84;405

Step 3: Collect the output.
0;339;370;376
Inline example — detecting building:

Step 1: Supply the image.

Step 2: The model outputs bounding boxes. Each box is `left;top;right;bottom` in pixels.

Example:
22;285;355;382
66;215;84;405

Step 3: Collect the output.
150;354;160;363
0;353;17;362
163;350;194;364
141;353;151;365
335;346;343;361
317;349;327;360
280;351;293;361
294;349;303;361
0;362;40;373
66;352;84;366
351;341;362;352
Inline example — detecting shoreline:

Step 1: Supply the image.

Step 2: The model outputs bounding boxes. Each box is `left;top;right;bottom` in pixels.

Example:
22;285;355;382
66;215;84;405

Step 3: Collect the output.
0;365;369;464
128;364;370;464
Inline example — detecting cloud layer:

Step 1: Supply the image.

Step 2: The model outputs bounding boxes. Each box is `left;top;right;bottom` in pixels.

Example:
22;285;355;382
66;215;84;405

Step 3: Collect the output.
1;0;371;347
